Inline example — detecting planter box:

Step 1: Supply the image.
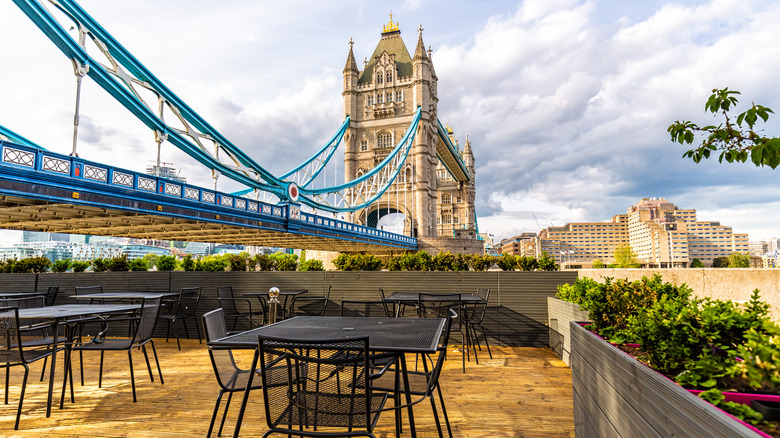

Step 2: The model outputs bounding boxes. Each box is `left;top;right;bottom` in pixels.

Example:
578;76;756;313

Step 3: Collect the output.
571;321;763;437
547;297;590;365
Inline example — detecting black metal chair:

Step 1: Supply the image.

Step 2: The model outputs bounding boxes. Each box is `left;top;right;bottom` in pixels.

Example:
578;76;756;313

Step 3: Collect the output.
74;285;103;301
418;293;467;373
71;296;164;402
290;285;331;317
159;286;202;350
1;306;65;430
203;308;263;437
370;308;457;438
256;335;390;438
466;288;492;361
216;286;264;331
378;287;412;317
43;286;59;306
341;300;392;318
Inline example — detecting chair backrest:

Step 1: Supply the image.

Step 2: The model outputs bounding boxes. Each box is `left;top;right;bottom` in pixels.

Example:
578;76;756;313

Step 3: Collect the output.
341;300;391;317
470;288;490;323
216;286;239;314
0;295;44;309
202;309;243;390
132;296;162;343
0;306;21;364
45;286;59;306
176;287;202;317
258;335;375;433
75;285;102;295
425;308;457;395
418;293;462;319
291;286;330;317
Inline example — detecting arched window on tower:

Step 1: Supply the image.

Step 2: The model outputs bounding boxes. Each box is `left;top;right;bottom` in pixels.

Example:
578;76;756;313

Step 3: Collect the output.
377;131;392;149
377;71;384;84
386;70;393;82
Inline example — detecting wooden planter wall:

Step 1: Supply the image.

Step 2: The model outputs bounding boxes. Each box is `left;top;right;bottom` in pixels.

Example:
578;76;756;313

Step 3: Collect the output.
3;270;576;346
547;297;590;366
570;321;759;437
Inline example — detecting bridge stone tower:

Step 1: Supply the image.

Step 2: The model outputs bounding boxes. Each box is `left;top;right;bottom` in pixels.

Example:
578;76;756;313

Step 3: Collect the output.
343;17;478;248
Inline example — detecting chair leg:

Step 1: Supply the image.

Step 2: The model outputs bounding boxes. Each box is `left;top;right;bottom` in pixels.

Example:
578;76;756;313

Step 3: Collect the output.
14;364;30;430
150;341;164;385
480;323;493;359
436;383;453;438
217;390;234;437
5;366;9;404
39;356;47;382
193;317;203;344
182;317;191;340
165;319;172;342
128;349;137;402
139;345;153;382
429;393;444;438
207;390;224;437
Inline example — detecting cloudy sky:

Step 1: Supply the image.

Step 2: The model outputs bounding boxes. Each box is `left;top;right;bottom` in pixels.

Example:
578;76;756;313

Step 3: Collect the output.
1;0;779;246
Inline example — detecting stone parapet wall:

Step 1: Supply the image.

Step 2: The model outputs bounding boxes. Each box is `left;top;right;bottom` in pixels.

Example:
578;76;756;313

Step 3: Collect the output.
579;268;780;321
417;237;484;255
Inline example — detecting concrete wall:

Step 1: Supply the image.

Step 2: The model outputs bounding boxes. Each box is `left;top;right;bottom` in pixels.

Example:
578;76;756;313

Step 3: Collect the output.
547;297;590;366
579;268;780;321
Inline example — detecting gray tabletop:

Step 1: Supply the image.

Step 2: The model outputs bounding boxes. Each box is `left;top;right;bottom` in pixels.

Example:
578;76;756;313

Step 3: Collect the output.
209;315;445;354
16;303;141;320
71;291;176;300
384;292;484;303
0;292;46;298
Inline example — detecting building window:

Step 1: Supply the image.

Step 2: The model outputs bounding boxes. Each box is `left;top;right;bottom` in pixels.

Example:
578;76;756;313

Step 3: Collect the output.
377;131;392;148
360;139;368;151
367;95;374;106
456;196;462;203
395;91;403;102
453;214;460;224
377;71;383;84
386;92;392;103
386;70;393;82
442;213;452;224
442;193;451;204
377;93;384;104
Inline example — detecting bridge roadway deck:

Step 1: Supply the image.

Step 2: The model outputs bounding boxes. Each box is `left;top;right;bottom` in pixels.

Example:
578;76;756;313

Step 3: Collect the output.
1;339;575;437
0;141;416;253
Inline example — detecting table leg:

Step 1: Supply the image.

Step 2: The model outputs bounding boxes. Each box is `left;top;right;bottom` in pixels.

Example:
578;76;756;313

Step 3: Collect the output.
399;353;417;438
45;320;58;417
232;347;259;438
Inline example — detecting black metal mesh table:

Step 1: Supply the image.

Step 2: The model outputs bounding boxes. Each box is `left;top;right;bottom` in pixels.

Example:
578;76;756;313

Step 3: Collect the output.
209;316;446;438
242;290;307;320
16;304;141;415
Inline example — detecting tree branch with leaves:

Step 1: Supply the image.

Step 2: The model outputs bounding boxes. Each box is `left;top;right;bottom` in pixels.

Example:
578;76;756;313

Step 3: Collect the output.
668;88;779;168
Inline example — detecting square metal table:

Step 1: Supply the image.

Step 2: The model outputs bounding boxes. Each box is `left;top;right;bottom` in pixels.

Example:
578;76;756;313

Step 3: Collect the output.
383;291;484;318
16;303;142;416
209;315;446;438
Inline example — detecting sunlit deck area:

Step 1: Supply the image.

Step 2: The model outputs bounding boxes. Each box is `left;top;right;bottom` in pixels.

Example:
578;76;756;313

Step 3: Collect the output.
2;339;574;437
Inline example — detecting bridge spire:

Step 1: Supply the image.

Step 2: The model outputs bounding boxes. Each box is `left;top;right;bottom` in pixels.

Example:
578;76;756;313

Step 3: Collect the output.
344;38;358;74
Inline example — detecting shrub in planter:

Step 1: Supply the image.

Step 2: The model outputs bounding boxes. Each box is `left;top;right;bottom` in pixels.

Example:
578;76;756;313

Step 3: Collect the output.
71;261;90;272
181;254;196;271
128;258;148;271
51;259;70;273
156;255;177;271
299;259;324;271
469;254;496;271
432;251;457;271
496;253;517;271
517;256;538;271
254;254;275;271
107;254;129;272
91;257;109;272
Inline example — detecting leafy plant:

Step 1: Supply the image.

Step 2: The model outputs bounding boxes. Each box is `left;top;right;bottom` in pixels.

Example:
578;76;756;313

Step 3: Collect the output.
195;256;227;271
432;251;457;271
254;254;275;271
669;87;779;169
107;254;129;272
556;277;598;306
712;256;729;268
495;253;517;271
690;258;704;268
51;259;71;273
592;259;605;268
698;389;765;426
728;252;750;268
91;258;109;272
156;255;177;271
517;256;538;271
538;251;558;271
128;258;148;271
299;259;324;271
469;254;495;271
181;254;195;271
272;253;298;271
71;261;90;272
225;253;248;272
731;319;780;393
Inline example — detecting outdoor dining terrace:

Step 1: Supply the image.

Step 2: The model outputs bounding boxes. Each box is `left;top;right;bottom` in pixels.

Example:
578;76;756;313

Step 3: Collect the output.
1;339;575;437
0;270;579;436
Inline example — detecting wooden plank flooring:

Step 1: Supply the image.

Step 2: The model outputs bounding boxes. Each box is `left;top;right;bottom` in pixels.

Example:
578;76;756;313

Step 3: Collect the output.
1;340;574;437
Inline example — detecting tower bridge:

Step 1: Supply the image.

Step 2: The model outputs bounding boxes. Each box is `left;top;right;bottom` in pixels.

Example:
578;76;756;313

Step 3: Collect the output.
2;1;482;254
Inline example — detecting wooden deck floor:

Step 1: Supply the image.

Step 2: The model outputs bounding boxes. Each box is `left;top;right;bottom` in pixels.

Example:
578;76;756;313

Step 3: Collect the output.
2;340;574;437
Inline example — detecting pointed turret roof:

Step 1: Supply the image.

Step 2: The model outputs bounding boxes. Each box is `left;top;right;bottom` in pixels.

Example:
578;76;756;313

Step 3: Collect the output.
413;26;428;62
358;16;414;84
343;38;358;74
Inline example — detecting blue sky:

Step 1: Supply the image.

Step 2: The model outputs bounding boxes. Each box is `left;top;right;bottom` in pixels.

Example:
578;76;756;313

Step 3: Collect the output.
1;0;779;246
